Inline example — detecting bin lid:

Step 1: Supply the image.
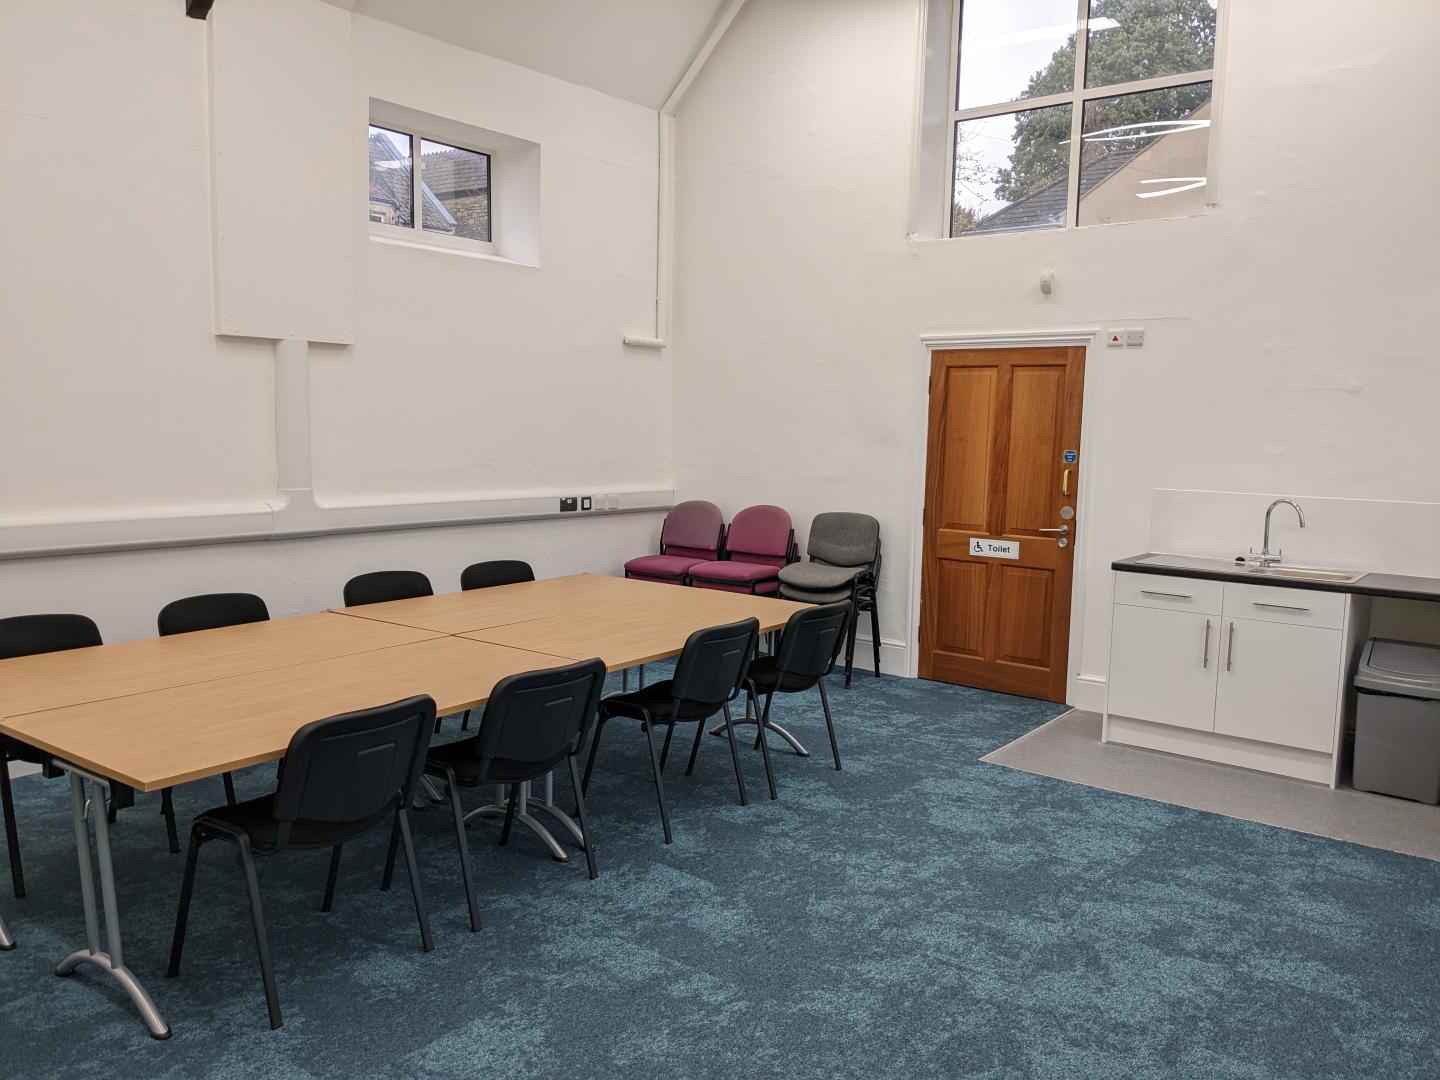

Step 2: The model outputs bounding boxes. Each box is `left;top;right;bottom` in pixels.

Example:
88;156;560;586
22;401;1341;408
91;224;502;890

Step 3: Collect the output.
1355;638;1440;701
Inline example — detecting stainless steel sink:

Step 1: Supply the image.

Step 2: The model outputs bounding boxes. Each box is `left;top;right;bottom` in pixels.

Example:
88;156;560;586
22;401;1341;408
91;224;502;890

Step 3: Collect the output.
1246;565;1365;584
1133;553;1365;585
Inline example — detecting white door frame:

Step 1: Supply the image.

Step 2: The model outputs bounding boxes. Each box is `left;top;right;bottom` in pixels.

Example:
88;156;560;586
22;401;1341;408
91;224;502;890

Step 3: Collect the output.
907;329;1104;705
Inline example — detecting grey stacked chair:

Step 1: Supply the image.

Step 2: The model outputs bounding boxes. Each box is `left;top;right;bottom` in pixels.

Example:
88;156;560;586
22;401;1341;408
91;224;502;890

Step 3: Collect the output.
167;695;437;1031
777;513;881;687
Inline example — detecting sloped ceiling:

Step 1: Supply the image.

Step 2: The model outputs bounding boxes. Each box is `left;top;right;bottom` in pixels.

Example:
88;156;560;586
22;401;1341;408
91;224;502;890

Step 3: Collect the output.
320;0;728;108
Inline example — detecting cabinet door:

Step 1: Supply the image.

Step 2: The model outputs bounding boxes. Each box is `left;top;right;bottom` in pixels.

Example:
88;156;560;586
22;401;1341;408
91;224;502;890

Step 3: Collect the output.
1214;618;1341;752
1107;604;1219;731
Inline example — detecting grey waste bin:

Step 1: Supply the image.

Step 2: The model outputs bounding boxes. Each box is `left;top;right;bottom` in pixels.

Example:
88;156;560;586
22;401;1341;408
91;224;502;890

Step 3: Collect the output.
1353;638;1440;804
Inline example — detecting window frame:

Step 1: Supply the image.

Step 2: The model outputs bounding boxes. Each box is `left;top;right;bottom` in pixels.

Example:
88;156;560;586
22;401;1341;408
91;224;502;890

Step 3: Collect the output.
945;0;1222;238
368;118;497;256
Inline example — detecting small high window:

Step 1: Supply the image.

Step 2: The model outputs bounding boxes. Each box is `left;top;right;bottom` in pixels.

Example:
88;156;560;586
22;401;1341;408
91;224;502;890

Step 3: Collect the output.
368;124;493;248
948;0;1219;236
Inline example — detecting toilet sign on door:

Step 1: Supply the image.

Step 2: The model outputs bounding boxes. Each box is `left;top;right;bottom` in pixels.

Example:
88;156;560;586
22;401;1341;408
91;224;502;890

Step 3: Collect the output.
969;537;1020;560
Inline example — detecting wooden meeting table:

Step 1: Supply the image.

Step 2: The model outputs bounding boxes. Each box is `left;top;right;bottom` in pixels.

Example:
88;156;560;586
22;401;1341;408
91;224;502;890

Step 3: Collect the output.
0;574;805;1037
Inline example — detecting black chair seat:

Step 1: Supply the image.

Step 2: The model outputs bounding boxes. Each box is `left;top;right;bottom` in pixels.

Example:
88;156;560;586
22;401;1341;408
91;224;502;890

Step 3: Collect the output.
194;795;395;854
744;656;817;695
600;681;723;723
426;739;545;786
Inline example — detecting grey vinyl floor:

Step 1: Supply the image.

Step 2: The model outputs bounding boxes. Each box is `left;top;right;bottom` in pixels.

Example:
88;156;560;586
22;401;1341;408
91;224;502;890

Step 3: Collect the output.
983;709;1440;862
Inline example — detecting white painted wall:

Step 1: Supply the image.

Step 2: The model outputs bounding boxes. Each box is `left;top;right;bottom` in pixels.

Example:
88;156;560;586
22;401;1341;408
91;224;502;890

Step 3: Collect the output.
0;0;671;640
671;0;1440;701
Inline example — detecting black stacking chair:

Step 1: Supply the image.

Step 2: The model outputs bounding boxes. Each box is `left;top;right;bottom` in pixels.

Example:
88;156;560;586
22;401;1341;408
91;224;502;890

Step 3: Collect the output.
460;559;535;591
0;614;104;899
156;593;271;827
343;570;434;607
168;695;436;1031
586;619;769;844
745;602;852;770
456;560;537;731
342;572;440;726
158;592;269;635
384;659;606;934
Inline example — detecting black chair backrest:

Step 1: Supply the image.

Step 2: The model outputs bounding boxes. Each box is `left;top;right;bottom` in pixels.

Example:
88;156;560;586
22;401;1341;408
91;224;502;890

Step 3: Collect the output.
775;602;853;682
461;560;536;591
343;570;434;607
670;618;760;711
0;614;102;660
273;695;436;845
158;593;270;637
472;658;606;779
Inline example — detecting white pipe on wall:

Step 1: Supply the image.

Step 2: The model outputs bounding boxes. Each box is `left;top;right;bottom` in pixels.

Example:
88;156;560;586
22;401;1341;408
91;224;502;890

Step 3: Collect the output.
623;0;749;351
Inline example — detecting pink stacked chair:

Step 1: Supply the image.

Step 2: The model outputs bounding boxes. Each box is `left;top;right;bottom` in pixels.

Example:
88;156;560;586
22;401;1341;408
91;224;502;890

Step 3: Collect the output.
623;501;724;586
687;505;795;595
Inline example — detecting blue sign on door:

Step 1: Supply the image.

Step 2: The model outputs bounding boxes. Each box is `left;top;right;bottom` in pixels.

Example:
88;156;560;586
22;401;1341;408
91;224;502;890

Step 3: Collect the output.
1063;450;1078;464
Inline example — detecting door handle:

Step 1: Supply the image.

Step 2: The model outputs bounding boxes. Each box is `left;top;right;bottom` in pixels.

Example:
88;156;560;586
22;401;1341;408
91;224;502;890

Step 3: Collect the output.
1203;618;1211;668
1226;621;1235;672
1038;526;1069;535
1062;468;1072;496
1252;602;1310;613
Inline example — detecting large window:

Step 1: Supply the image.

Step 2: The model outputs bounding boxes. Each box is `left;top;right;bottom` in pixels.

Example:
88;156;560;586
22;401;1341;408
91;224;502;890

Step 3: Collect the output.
949;0;1219;236
368;124;493;247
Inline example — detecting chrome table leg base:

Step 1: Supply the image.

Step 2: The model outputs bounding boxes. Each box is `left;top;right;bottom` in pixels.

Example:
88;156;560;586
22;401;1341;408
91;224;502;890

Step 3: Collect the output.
416;774;446;806
0;909;13;950
56;767;171;1040
708;718;809;757
464;780;571;862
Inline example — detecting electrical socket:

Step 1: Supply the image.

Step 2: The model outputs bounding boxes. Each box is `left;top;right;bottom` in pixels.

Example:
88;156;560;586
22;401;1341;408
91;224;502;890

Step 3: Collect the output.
559;497;578;512
581;496;593;511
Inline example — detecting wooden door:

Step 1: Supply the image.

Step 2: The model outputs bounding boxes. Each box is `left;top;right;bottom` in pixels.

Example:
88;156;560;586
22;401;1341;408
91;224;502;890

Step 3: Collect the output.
919;347;1085;702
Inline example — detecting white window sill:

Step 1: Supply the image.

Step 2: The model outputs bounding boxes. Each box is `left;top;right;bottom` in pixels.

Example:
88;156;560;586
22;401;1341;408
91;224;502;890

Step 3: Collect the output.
368;226;538;269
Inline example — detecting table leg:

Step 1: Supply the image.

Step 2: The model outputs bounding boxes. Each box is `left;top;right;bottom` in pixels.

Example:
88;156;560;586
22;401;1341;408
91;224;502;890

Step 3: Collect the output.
525;772;586;848
54;766;170;1040
0;907;13;950
708;699;809;757
465;775;580;862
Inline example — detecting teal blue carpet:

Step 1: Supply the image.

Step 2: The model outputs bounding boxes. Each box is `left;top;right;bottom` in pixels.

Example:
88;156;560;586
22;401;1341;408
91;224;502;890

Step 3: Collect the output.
1;670;1438;1078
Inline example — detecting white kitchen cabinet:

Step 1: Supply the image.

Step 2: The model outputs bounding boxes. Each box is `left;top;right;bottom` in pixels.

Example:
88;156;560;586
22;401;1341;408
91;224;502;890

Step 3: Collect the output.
1108;604;1219;732
1213;617;1342;753
1105;571;1353;784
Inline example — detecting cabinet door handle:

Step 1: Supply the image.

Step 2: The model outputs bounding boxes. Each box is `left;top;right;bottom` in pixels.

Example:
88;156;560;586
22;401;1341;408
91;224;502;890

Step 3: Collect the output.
1252;602;1310;613
1202;618;1212;668
1226;621;1235;671
1141;589;1192;600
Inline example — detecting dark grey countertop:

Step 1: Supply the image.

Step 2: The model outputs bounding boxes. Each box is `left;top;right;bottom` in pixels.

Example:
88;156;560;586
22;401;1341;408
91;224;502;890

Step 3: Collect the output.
1113;553;1440;603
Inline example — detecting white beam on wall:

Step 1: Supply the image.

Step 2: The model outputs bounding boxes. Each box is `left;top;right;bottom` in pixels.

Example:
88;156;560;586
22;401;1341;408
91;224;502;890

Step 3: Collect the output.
0;340;674;561
623;0;749;350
